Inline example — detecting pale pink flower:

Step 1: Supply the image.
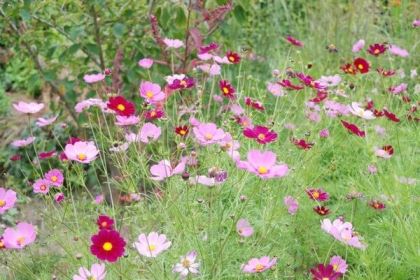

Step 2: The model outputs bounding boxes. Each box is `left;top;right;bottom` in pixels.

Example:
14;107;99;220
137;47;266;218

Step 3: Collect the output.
324;101;350;117
75;98;107;113
173;250;200;279
368;164;378;174
54;192;65;203
3;222;37;249
64;141;99;164
0;187;17;214
213;95;223;102
44;169;64;187
321;218;366;249
307;111;321;123
329;255;348;274
389;83;407;94
33;178;51;194
213;55;230;64
115;115;140;126
374;147;393;159
94;194;105;204
349;102;375;120
73;263;106;280
374;125;386;136
352;39;365;52
196;63;221;76
283;196;298;215
236;219;254;237
267;82;284;96
413;19;420;27
36;115;58;127
284;123;296;130
163;38;184;49
230;104;244;116
150;159;186;181
236;150;288;179
189;117;201;127
13;101;44;114
139;81;165;103
139;123;161;143
83;73;105;83
134;232;172;257
11;137;36;148
138;58;154;69
165;74;186;84
319;128;330;138
191;175;220;187
193;122;226;146
198;52;213;60
316;75;341;88
241;256;277;273
388;44;409;57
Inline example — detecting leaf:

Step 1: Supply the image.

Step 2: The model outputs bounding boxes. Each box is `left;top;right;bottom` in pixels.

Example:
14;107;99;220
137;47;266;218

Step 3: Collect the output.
112;23;126;38
68;44;80;55
20;9;31;21
174;7;186;28
85;43;100;55
233;5;247;23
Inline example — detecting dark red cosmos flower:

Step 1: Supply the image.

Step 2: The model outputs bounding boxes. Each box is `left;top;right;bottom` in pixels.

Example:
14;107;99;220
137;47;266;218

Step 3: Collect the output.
296;73;325;89
401;96;411;103
107;96;136;116
226;51;241;64
243;125;277;144
373;109;384;117
144;108;165;120
310;91;328;103
354;57;370;74
286;35;303;47
382;145;394;156
313;206;330;216
340;63;357;75
97;215;115;230
383;108;400;122
310;264;342;280
90;229;126;262
67;137;82;145
168;77;195;90
175;125;189;137
278;79;304;90
377;68;395;77
104;68;112;76
365;100;374;110
10;154;21;161
369;200;386;210
244;97;265;111
306;188;329;202
219;80;236;99
199;42;218;54
341;120;365;137
367;43;387;56
292;138;314;150
39;150;56;160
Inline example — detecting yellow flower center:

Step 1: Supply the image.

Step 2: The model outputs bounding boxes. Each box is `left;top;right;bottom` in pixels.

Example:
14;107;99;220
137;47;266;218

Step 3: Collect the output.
102;242;113;251
257;133;265;140
146;91;154;98
374;49;380;54
312;191;320;199
77;153;87;161
255;263;265;272
0;199;5;207
87;277;96;280
150;111;157;117
101;221;107;227
180;130;186;135
333;264;339;271
204;133;213;140
322;278;330;280
357;64;364;70
148;244;156;251
117;104;126;111
17;236;25;246
180;80;187;86
51;175;58;182
181;258;191;268
258;166;268;174
229;56;235;62
223;87;229;94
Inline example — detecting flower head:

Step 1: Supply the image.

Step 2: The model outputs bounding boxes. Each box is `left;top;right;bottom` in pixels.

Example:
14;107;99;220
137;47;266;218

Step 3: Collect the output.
226;51;241;64
349;102;375;120
13;101;44;114
193;123;225;146
292;138;314;150
0;188;17;214
175;125;189;137
90;229;126;262
219;80;236;99
163;38;184;48
173;250;200;279
352;39;365;52
107;96;136;116
242;256;277;273
64;141;99;164
134;232;171;257
341;120;365;137
3;222;37;249
284;196;299;215
36;115;58;127
286;35;303;47
321;218;366;249
329;255;348;274
150;159;186;181
313;206;330;216
138;58;154;69
369;200;386;210
73;263;106;280
33;178;51;194
310;264;342;280
97;215;115;230
236;150;288;179
306;188;329;201
375;145;394;159
367;43;387;56
388;44;409;57
353;57;370;74
140;81;166;103
83;73;105;83
11;137;36;148
44;169;64;187
243;125;277;144
236;219;254;237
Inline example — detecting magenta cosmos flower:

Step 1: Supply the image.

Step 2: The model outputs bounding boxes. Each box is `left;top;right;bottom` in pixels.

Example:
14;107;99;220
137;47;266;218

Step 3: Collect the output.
64;141;99;164
243;125;277;144
242;256;277;273
150;159;186;181
173;250;200;279
139;81;165;104
83;73;105;83
306;188;329;201
36;115;58;127
44;169;64;187
11;137;36;148
0;187;17;214
193;122;226;146
138;58;154;69
283;196;298;215
13;101;44;114
90;229;126;262
236;219;254;237
236;150;288;179
321;218;366;249
329;255;348;274
133;232;172;257
310;264;342;280
3;222;37;249
73;263;106;280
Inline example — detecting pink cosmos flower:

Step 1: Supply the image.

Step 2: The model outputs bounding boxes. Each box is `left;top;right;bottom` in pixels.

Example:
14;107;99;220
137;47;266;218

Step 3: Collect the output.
33;178;51;194
321;218;366;249
236;150;288;179
83;73;105;83
139;81;166;104
193;123;226;146
36;115;58;127
54;192;65;203
374;146;393;159
316;75;342;88
329;255;348;274
138;58;154;69
236;219;254;237
94;194;105;204
242;256;277;273
267;82;285;96
374;125;386;136
388;44;409;57
75;98;107;113
44;169;64;187
196;63;221;76
64;141;99;164
413;19;420;27
283;196;298;215
319;128;330;138
134;232;172;257
115;115;140;126
0;187;17;214
368;164;378;174
73;263;106;280
349;102;375;120
324;100;350;117
352;39;365;52
163;38;184;49
389;83;407;94
243;125;277;144
13;101;44;114
139;123;161;143
230;104;244;116
150;159;186;181
3;222;37;249
11;137;36;148
172;250;200;279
